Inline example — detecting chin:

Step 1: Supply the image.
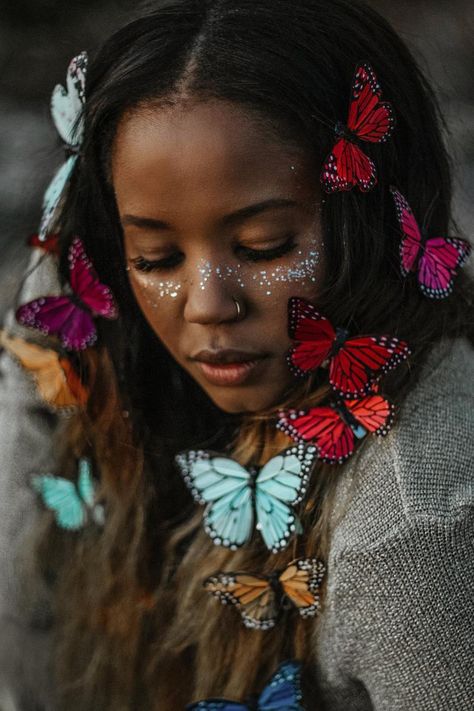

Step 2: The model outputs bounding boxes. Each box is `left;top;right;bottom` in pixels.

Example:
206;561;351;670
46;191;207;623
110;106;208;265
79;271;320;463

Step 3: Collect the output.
205;386;284;415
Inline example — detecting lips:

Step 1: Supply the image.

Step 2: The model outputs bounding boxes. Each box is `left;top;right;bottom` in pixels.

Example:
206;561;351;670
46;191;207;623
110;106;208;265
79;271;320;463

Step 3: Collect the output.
191;349;268;386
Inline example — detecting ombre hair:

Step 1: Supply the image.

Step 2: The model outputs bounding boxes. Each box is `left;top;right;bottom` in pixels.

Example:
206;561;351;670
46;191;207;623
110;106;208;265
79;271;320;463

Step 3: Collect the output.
29;0;472;708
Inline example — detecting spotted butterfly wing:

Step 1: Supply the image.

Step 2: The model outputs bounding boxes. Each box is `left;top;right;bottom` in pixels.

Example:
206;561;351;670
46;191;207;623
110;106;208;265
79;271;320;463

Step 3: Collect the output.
187;660;303;711
391;187;471;298
321;62;394;193
288;298;410;398
16;237;117;351
175;444;316;552
51;51;87;147
278;395;394;464
39;52;87;240
0;330;87;409
205;558;326;630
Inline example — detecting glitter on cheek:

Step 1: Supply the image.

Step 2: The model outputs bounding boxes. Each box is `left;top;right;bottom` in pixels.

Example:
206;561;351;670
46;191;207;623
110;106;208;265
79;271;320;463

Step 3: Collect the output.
131;272;182;308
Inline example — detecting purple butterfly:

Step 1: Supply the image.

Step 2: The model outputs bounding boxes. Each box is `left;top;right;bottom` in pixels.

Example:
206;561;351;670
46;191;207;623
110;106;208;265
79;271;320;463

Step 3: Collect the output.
16;237;117;351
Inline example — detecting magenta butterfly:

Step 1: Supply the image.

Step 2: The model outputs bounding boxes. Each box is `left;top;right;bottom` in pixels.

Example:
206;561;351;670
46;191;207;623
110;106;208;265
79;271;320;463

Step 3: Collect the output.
16;237;117;351
391;187;471;299
287;297;410;399
321;62;395;193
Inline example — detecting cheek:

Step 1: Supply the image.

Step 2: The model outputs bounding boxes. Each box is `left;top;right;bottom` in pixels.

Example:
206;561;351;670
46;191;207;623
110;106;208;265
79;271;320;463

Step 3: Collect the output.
127;270;183;342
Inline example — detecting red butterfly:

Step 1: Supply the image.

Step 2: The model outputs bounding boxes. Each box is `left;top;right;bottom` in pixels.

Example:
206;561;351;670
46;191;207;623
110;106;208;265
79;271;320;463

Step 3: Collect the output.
28;233;60;255
288;297;410;399
390;187;471;299
320;62;395;193
278;394;394;464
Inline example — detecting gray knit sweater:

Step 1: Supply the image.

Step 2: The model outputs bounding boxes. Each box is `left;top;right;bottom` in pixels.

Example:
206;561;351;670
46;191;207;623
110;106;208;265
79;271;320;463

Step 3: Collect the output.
0;255;473;710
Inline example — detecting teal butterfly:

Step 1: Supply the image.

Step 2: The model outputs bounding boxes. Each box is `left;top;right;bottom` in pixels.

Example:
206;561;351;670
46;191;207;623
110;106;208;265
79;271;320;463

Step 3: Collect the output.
175;443;316;553
31;458;104;530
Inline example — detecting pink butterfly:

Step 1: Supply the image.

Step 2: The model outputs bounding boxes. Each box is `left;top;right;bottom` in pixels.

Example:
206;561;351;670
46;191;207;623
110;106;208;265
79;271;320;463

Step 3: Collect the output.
16;237;117;351
320;62;395;193
390;187;471;299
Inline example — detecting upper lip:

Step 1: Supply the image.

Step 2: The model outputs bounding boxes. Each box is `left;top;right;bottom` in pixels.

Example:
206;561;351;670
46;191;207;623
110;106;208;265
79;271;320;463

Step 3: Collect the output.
191;349;267;364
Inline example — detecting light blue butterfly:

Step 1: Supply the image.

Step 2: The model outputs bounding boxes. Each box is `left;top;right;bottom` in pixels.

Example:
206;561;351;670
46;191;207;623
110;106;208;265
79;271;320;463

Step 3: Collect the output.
175;443;316;553
39;51;87;240
31;458;104;530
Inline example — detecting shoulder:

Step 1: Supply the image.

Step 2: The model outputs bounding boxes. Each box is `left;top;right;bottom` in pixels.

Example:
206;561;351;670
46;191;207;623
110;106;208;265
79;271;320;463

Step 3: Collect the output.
329;338;474;557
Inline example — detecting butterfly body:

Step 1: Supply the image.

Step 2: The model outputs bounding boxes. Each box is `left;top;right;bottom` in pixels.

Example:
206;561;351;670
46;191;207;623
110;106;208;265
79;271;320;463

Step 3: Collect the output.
391;187;471;298
288;297;410;399
321;62;394;193
32;458;104;530
175;444;316;552
187;660;303;710
278;394;394;464
205;558;326;630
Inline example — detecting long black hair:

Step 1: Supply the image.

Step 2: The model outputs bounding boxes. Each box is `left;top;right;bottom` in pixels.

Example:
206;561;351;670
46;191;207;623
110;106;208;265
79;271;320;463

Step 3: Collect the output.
34;1;472;708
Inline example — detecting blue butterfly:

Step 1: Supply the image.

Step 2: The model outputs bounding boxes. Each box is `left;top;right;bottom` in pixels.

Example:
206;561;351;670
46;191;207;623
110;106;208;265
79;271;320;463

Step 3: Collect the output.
39;51;87;240
31;458;104;530
175;443;316;553
187;660;304;710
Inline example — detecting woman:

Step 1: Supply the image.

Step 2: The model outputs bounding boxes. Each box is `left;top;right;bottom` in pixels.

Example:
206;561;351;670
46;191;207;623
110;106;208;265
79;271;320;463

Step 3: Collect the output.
0;0;472;709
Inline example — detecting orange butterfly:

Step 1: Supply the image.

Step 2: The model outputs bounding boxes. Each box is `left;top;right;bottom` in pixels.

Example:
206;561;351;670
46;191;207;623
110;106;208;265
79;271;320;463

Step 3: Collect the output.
0;330;88;410
204;557;326;630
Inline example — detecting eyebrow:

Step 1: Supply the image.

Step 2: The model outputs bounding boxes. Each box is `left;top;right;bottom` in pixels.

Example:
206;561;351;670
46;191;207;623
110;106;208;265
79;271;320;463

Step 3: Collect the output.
121;198;299;231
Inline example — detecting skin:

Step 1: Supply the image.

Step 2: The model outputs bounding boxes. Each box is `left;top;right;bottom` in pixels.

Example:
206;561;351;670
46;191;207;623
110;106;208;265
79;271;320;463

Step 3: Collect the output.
112;99;323;413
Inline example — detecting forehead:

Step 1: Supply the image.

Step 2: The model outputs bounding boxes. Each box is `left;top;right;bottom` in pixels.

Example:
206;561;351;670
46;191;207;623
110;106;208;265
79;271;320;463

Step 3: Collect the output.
111;99;318;216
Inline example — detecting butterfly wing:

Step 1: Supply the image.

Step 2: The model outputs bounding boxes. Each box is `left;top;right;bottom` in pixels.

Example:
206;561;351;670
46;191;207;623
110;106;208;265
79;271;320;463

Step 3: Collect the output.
204;572;278;630
257;660;304;711
31;474;86;530
175;452;254;549
277;407;355;465
68;238;118;319
16;294;97;351
418;236;472;299
38;155;77;240
187;701;247;710
279;558;326;619
58;358;89;406
330;335;410;398
390;187;422;276
51;51;87;148
346;394;394;436
255;444;316;552
287;297;335;376
321;137;377;193
76;458;96;508
347;63;395;143
28;233;60;255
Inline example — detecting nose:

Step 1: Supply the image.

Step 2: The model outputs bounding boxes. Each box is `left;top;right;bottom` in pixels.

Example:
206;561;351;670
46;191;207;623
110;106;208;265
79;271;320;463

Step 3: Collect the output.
183;264;242;325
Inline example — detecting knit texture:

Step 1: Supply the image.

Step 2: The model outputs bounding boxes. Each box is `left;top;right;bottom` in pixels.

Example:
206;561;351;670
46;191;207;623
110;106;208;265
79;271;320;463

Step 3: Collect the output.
0;257;472;710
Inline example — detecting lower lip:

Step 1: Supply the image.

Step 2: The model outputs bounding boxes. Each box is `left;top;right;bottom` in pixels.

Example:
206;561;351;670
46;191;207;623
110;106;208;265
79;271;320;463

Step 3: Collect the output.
195;359;265;386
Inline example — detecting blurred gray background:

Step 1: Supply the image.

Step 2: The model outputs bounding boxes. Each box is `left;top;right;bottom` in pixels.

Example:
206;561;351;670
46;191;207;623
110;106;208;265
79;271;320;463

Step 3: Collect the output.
0;0;472;319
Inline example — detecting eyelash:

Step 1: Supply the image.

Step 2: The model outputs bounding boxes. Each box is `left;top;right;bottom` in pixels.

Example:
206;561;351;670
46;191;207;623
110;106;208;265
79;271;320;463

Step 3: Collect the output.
130;234;298;273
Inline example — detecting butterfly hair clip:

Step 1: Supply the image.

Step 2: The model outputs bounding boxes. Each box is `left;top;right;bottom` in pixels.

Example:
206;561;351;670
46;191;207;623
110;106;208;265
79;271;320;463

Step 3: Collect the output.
0;330;88;411
187;660;304;710
39;51;87;241
204;557;326;631
175;443;317;553
16;237;117;351
287;297;410;399
278;393;394;465
390;187;471;299
31;458;105;530
320;62;395;193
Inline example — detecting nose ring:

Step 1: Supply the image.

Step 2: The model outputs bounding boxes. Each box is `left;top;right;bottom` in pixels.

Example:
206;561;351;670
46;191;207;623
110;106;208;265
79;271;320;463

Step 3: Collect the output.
232;296;245;320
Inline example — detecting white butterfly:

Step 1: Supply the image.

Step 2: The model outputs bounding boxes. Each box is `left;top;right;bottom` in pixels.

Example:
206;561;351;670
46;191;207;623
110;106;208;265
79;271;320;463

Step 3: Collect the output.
175;443;316;553
39;51;87;240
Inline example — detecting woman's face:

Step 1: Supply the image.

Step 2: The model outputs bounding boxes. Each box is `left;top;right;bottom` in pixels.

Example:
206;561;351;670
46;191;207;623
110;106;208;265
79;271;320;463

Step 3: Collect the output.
112;100;323;414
